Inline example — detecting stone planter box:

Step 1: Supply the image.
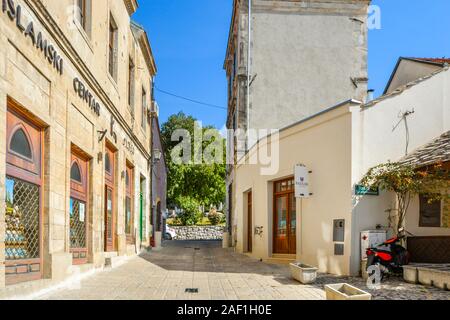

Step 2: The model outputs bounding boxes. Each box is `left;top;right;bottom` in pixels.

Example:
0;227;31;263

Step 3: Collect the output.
418;266;450;290
289;263;318;284
325;283;372;300
403;265;420;284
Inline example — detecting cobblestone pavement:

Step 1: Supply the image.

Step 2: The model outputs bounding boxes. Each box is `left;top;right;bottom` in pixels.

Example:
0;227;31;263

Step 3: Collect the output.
38;241;450;300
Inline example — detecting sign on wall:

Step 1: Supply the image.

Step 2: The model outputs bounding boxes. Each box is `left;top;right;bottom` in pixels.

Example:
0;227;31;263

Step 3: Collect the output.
295;164;311;198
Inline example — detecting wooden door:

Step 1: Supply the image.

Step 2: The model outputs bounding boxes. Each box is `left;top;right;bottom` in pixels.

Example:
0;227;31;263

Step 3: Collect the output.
70;151;89;264
247;191;252;253
104;146;115;252
273;178;296;254
5;106;43;285
125;164;134;244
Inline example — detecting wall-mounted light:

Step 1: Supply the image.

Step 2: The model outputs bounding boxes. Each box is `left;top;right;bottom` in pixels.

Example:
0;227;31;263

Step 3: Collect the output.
152;149;162;164
97;152;103;163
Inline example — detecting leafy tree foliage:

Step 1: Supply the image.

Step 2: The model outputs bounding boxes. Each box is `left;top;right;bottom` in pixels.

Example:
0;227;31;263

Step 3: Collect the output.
361;162;450;233
176;196;202;226
161;112;226;212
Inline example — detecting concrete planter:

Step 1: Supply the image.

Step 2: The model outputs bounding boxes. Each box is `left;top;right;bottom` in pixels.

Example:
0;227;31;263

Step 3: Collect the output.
289;263;318;284
325;283;372;300
418;266;450;290
403;265;419;284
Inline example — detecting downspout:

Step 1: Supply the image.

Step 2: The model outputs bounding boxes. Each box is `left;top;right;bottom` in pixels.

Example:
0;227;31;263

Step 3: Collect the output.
246;0;252;144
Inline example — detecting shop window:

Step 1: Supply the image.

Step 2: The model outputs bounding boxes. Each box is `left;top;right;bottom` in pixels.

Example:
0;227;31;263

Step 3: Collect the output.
128;57;135;113
141;88;147;131
419;195;441;227
5;177;40;261
105;153;111;174
70;162;82;183
10;128;32;160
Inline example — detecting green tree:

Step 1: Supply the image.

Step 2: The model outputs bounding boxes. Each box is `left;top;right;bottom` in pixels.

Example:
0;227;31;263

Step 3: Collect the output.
161;112;226;210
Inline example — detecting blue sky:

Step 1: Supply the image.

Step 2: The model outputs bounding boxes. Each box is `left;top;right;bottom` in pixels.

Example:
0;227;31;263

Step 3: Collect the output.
133;0;450;129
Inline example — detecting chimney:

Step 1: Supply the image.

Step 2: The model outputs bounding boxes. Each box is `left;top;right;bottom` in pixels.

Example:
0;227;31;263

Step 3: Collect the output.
366;89;375;103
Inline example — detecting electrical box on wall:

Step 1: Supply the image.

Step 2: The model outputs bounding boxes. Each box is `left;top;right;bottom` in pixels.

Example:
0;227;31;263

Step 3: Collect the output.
333;219;345;242
361;230;387;259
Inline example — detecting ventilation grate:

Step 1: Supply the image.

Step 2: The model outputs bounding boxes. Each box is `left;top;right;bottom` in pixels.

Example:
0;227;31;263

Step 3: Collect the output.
185;288;199;293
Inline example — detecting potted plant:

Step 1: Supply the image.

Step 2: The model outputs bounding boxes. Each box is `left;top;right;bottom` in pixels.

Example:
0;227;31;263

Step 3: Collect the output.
289;262;318;284
325;283;372;300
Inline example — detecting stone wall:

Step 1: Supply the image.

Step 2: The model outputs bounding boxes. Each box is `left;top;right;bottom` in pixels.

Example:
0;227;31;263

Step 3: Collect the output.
171;226;225;241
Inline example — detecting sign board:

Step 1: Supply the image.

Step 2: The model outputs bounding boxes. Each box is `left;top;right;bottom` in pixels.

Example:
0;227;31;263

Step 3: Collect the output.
355;185;379;196
295;164;310;198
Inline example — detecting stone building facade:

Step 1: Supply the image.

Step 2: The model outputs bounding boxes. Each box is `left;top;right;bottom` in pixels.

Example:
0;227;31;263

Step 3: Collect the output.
224;0;370;248
0;0;159;290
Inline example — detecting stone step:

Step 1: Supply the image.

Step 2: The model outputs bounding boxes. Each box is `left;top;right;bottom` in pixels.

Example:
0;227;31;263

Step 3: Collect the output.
104;255;130;269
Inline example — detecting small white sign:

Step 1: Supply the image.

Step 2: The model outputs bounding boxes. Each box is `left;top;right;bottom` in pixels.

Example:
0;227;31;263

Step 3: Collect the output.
295;164;310;198
79;203;85;222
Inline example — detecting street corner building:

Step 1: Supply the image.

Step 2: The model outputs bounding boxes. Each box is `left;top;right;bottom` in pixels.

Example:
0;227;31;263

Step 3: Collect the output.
224;0;450;276
0;0;167;294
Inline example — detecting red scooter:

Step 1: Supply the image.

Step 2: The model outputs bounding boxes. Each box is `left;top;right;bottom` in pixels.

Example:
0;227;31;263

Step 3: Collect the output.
365;231;410;280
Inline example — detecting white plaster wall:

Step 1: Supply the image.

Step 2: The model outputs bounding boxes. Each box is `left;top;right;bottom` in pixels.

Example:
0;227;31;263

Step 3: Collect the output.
350;67;450;274
235;103;355;275
250;6;368;132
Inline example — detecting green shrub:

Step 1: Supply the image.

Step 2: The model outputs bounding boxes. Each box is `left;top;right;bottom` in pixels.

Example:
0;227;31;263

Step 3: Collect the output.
177;196;202;226
208;208;221;226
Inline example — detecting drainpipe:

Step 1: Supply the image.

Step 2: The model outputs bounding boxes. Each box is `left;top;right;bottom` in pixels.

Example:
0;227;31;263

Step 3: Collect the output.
246;0;251;145
149;80;155;247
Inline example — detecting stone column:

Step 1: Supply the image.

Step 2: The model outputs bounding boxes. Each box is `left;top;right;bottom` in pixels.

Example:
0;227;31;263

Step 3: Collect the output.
43;88;72;282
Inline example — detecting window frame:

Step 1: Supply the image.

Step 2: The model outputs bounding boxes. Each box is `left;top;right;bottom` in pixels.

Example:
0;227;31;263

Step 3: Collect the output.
419;194;442;228
5;103;44;285
141;87;147;131
108;14;118;81
128;57;135;113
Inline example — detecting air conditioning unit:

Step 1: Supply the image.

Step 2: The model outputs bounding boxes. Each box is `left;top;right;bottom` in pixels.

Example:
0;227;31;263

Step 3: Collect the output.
360;230;387;259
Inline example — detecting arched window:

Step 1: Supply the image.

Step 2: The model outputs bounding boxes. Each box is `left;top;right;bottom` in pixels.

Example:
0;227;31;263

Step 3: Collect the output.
10;128;32;159
70;162;82;183
105;153;111;173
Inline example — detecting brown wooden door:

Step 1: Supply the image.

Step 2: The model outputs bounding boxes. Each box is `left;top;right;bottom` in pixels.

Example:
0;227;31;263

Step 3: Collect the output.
70;151;89;264
104;146;115;252
5;106;43;285
247;191;252;253
125;164;134;244
273;178;296;254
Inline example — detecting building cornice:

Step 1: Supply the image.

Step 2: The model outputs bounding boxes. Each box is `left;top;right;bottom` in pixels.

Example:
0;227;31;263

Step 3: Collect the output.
27;0;150;159
253;0;371;15
123;0;139;16
131;22;157;76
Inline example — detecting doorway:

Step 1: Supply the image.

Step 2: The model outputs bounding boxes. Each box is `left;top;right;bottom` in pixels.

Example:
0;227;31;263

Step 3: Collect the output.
104;144;116;252
273;178;296;254
70;150;89;265
5;106;44;285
